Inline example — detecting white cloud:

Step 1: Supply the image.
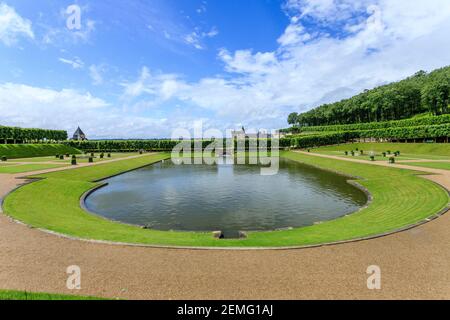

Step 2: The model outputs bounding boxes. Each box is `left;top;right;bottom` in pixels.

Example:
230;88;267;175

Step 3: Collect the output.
120;0;450;133
184;27;219;50
0;82;175;139
89;64;105;85
4;0;450;138
121;67;189;102
219;49;278;74
59;57;84;69
0;3;34;46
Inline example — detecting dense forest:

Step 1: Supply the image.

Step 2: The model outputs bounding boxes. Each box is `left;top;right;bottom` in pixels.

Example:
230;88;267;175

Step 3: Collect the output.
287;66;450;127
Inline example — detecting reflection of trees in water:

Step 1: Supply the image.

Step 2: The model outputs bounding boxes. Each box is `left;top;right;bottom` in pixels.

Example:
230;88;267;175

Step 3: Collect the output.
279;159;367;204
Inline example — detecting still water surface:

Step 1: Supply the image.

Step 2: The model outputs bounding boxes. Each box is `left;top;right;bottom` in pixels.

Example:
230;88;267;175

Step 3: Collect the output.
85;158;367;237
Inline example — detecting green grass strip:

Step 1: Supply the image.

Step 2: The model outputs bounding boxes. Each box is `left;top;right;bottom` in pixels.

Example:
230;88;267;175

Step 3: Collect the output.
3;151;449;247
403;162;450;171
0;289;104;300
0;164;67;174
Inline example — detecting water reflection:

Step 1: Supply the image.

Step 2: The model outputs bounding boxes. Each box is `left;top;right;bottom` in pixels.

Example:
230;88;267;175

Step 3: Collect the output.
85;158;367;235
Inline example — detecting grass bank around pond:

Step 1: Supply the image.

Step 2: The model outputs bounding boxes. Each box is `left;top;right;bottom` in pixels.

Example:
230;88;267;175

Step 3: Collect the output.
311;142;450;160
0;144;81;159
0;163;68;174
0;290;104;300
3;151;449;248
402;162;450;171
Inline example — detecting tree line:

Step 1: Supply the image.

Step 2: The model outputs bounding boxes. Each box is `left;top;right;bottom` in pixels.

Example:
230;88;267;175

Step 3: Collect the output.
288;66;450;127
0;126;68;143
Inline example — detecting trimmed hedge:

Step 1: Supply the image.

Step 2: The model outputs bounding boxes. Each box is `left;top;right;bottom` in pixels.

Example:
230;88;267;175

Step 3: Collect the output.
0;126;67;142
285;114;450;133
0;144;81;159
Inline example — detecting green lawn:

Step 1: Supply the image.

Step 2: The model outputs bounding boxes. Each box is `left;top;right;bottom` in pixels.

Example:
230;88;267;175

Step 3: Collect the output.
0;290;103;300
311;142;450;161
403;162;450;171
12;152;142;164
0;163;68;174
3;151;449;247
0;144;81;159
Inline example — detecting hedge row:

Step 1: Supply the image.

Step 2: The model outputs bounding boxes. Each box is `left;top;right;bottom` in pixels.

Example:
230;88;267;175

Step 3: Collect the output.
0;126;68;142
65;124;450;153
353;123;450;140
281;124;450;149
65;139;277;152
280;132;358;149
288;114;450;133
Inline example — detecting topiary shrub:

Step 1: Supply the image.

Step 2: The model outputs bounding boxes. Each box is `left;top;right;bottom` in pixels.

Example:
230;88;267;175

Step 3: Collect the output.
71;158;77;165
1;156;7;162
370;155;375;161
351;151;355;156
382;152;387;157
107;153;111;158
55;154;60;158
100;153;104;159
360;150;364;155
88;157;94;163
344;151;348;156
389;157;395;164
59;155;64;160
91;152;95;157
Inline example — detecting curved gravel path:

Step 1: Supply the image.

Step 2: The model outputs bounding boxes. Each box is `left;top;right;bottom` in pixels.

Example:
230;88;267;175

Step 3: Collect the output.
1;152;449;300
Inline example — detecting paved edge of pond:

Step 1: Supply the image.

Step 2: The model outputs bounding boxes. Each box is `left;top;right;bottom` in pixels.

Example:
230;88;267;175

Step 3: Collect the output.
1;152;450;299
1;151;449;251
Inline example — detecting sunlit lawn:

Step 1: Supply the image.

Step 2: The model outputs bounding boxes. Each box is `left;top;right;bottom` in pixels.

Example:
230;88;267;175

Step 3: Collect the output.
12;152;142;164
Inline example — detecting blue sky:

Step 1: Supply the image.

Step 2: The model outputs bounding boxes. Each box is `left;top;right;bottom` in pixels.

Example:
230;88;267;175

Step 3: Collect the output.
1;0;450;138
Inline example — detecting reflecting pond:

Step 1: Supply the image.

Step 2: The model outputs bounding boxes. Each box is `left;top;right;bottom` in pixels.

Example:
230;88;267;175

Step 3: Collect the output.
85;157;367;237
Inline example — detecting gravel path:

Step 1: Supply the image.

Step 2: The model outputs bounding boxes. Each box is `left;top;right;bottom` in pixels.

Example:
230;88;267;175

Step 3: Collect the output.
0;152;449;300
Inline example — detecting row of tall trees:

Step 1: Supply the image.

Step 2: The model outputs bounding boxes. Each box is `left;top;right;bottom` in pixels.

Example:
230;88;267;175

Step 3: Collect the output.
288;67;450;127
0;126;68;143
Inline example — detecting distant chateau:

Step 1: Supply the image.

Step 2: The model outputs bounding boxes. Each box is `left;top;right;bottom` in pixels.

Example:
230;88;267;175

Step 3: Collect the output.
231;127;273;139
72;127;87;141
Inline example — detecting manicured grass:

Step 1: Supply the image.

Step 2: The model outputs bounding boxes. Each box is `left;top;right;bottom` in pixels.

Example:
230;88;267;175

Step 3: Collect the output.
0;163;68;174
311;143;450;162
12;152;141;164
403;162;450;171
0;144;81;159
0;289;104;300
3;151;449;247
311;142;450;160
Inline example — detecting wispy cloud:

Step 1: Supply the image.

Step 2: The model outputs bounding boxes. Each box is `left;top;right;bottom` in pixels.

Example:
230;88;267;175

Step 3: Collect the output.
89;64;106;85
117;0;450;133
184;26;219;50
0;2;34;46
58;57;84;69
